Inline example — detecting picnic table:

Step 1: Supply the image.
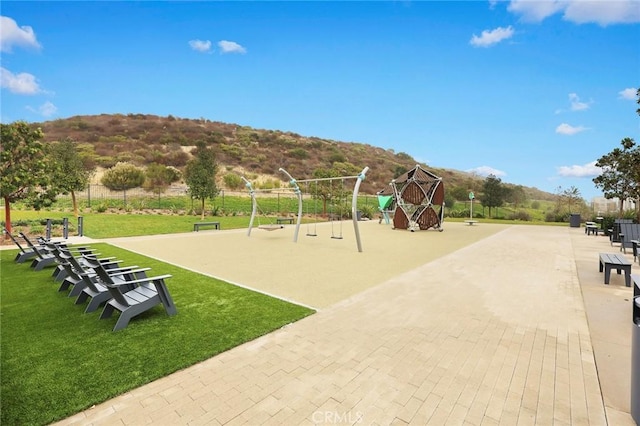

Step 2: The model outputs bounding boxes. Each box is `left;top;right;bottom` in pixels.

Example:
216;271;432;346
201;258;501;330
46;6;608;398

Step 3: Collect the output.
599;252;632;287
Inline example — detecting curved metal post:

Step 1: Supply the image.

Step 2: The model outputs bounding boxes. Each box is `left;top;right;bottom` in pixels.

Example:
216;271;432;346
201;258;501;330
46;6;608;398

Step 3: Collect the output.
241;177;257;237
279;168;303;242
351;166;369;252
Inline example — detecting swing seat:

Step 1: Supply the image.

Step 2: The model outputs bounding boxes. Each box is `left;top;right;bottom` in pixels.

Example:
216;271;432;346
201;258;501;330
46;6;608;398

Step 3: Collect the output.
258;224;284;231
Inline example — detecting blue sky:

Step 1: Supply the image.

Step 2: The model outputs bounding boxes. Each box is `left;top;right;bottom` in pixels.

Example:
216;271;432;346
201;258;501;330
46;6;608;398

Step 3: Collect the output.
1;1;638;200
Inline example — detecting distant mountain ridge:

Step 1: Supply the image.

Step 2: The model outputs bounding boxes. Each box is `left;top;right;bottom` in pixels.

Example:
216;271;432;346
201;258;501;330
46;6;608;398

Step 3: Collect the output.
34;113;555;200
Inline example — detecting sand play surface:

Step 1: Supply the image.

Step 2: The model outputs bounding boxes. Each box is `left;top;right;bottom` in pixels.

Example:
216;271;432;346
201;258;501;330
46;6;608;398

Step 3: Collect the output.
105;220;508;309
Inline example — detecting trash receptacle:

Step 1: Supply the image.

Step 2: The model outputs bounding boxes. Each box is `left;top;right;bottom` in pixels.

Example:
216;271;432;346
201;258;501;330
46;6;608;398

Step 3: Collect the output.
632;274;640;425
569;213;581;228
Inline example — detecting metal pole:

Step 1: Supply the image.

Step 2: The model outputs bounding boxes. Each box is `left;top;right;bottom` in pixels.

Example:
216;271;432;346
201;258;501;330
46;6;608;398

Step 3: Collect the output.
352;167;369;253
46;218;52;240
279;168;303;243
241;177;257;237
78;216;84;237
63;217;69;239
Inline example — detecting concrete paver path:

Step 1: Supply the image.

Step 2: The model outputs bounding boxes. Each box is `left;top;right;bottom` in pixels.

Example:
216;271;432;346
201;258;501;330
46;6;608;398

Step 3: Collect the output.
54;222;636;425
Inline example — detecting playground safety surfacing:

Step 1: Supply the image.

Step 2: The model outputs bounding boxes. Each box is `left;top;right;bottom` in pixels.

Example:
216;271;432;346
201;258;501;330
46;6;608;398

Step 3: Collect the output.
55;221;636;425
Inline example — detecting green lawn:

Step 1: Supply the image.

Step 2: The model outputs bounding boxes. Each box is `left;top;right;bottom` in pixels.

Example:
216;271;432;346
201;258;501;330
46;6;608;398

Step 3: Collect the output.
6;209;333;239
0;244;314;426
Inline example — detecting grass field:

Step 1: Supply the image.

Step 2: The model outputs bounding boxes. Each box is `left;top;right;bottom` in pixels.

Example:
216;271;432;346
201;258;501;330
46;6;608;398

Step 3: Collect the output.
0;244;314;426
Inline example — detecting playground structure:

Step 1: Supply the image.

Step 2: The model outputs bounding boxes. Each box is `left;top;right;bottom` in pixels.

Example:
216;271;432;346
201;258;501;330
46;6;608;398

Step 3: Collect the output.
378;164;445;232
242;167;370;252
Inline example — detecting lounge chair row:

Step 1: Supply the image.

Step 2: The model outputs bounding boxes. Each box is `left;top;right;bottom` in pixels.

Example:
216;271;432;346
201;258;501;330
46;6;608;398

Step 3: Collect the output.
3;228;177;331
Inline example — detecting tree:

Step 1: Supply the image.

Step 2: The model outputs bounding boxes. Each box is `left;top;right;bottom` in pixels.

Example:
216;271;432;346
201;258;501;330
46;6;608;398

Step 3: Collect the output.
449;186;469;202
593;89;640;220
561;186;582;214
143;163;181;205
50;138;94;218
506;185;527;208
593;137;640;218
101;162;145;207
0;122;54;233
393;165;408;179
184;142;219;219
480;174;506;218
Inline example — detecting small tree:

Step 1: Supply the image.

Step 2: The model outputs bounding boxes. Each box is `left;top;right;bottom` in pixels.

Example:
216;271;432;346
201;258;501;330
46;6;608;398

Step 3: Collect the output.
0;122;54;233
184;142;219;219
143;163;181;207
50;138;94;217
312;167;338;215
593;137;640;218
480;174;506;218
101;162;145;207
562;186;582;214
449;186;469;202
507;185;527;208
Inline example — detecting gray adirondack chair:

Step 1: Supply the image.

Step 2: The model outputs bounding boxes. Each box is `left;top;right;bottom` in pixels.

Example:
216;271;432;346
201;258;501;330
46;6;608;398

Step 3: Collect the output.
65;255;147;313
44;243;101;282
45;243;118;284
92;261;177;331
3;228;37;263
19;232;58;271
620;223;640;253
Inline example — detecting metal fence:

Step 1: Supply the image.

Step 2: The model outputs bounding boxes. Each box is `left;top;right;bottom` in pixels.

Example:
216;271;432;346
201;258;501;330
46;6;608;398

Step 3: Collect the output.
55;184;188;207
55;184;377;215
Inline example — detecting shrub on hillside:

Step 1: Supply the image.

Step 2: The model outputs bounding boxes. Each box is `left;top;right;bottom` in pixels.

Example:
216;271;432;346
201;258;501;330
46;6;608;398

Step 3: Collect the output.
508;210;532;221
544;211;568;223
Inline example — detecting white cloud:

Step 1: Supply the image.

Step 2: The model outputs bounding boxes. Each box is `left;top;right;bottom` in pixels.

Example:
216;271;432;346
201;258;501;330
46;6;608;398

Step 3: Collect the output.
470;26;515;47
0;67;41;95
26;101;58;117
568;93;592;111
0;16;41;52
555;123;588;135
557;161;601;177
508;0;640;25
563;0;640;25
189;39;212;53
466;166;507;177
507;0;565;22
218;40;247;54
619;87;637;100
39;101;57;117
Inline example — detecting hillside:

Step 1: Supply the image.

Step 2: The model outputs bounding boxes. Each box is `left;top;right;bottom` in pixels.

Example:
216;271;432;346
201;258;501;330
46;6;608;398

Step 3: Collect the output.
34;113;555;199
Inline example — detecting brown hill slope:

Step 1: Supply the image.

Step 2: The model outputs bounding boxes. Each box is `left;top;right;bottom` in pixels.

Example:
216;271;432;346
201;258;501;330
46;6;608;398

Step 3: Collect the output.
34;113;554;199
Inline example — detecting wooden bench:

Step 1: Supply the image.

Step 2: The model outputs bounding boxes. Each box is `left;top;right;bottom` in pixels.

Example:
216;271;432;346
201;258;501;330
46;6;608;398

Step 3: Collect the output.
599;253;632;287
276;217;294;225
464;220;478;226
193;222;220;232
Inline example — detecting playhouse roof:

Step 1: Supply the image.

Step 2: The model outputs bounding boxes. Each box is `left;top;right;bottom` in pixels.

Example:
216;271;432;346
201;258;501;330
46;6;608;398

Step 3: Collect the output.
378;164;441;195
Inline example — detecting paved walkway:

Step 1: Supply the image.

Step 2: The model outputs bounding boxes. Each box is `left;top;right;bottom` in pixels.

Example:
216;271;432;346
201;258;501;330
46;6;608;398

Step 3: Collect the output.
52;223;636;425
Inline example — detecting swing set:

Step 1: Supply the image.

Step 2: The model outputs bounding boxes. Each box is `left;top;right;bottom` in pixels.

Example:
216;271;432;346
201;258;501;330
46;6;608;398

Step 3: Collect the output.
242;167;370;252
241;176;302;234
